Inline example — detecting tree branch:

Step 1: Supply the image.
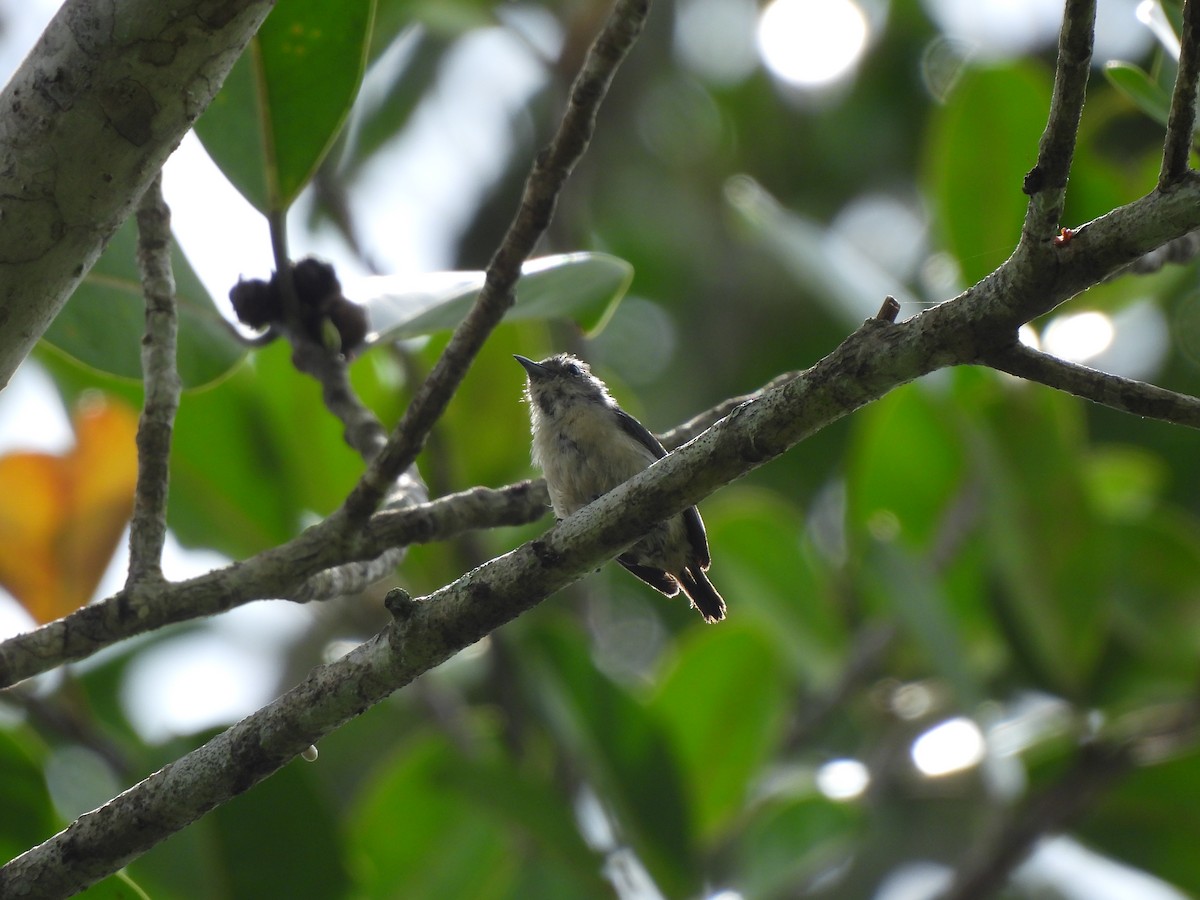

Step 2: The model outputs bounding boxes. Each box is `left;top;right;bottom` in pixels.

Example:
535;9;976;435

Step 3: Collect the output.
0;482;549;689
981;342;1200;428
125;173;179;587
1160;0;1200;187
0;0;275;389
1020;0;1095;241
7;166;1200;686
0;312;914;897
339;0;652;524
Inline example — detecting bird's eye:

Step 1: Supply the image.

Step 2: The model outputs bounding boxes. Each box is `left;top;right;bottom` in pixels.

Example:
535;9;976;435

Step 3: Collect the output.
565;362;581;376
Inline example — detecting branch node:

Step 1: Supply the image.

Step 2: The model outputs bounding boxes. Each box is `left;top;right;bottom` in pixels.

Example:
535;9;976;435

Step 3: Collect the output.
384;587;417;621
876;296;901;322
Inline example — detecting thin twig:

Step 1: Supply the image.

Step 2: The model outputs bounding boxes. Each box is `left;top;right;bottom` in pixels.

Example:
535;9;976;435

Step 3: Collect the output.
339;0;652;524
1020;0;1095;241
1160;0;1200;187
125;173;180;587
982;341;1200;429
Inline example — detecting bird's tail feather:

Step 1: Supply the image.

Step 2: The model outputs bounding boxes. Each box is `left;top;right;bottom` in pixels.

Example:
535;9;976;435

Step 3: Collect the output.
678;567;727;624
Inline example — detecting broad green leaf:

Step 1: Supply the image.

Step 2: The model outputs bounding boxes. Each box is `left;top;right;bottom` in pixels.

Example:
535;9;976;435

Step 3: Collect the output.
969;384;1111;698
210;761;352;900
41;215;245;389
924;63;1051;284
356;252;633;343
1103;61;1173;128
649;623;789;838
699;488;846;682
846;381;967;552
0;728;59;864
350;735;519;899
437;758;610;896
195;0;375;212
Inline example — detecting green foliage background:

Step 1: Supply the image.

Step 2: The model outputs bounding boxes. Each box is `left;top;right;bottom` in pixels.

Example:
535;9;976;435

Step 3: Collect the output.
6;0;1200;897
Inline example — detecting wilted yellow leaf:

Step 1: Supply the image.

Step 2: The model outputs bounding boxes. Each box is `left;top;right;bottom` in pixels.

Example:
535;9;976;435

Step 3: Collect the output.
0;397;139;623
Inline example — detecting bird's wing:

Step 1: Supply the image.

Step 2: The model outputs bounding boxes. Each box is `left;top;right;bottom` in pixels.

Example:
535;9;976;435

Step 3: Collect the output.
614;407;668;460
615;408;711;568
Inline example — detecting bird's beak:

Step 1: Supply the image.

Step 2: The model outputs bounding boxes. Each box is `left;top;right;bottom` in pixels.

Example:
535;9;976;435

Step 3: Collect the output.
514;355;547;379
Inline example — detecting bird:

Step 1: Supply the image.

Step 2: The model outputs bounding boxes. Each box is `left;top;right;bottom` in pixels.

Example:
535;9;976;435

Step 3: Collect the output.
515;353;726;623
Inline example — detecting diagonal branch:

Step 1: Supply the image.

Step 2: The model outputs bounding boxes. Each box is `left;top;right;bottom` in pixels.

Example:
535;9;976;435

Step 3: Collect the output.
0;311;914;898
1160;0;1200;187
981;342;1200;428
8;165;1200;688
339;0;652;524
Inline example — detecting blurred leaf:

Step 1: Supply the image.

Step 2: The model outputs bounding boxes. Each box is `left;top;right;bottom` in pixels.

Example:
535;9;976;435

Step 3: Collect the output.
736;796;860;899
350;734;519;899
970;385;1110;697
1103;61;1173;130
76;871;151;900
41;215;245;389
649;623;789;838
724;175;905;325
195;0;376;212
924;63;1051;284
862;543;983;706
846;381;967;552
437;757;610;896
337;30;446;177
0;398;137;623
210;761;352;900
700;488;846;682
1083;749;1200;895
522;617;699;898
0;728;59;864
356;252;633;344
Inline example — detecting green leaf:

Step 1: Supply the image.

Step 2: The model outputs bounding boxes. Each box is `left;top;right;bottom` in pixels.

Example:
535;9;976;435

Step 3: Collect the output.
40;215;245;389
195;0;376;212
437;757;610;897
76;871;151;900
924;63;1052;284
1103;61;1173;128
0;728;59;864
846;381;967;552
970;385;1110;698
649;623;789;838
350;735;519;899
357;252;633;344
699;487;847;682
210;760;352;900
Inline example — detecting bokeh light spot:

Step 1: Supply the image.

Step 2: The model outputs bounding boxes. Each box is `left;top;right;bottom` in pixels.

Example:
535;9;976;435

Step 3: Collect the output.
756;0;869;88
911;716;986;777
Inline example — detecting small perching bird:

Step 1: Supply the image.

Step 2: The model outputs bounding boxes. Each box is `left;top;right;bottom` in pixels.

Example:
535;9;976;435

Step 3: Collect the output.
516;353;726;623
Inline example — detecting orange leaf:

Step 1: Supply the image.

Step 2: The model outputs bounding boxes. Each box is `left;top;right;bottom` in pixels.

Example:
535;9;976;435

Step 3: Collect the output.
0;397;139;623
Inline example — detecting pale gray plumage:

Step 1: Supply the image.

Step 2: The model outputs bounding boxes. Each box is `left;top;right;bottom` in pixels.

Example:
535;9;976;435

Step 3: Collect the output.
516;353;726;623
